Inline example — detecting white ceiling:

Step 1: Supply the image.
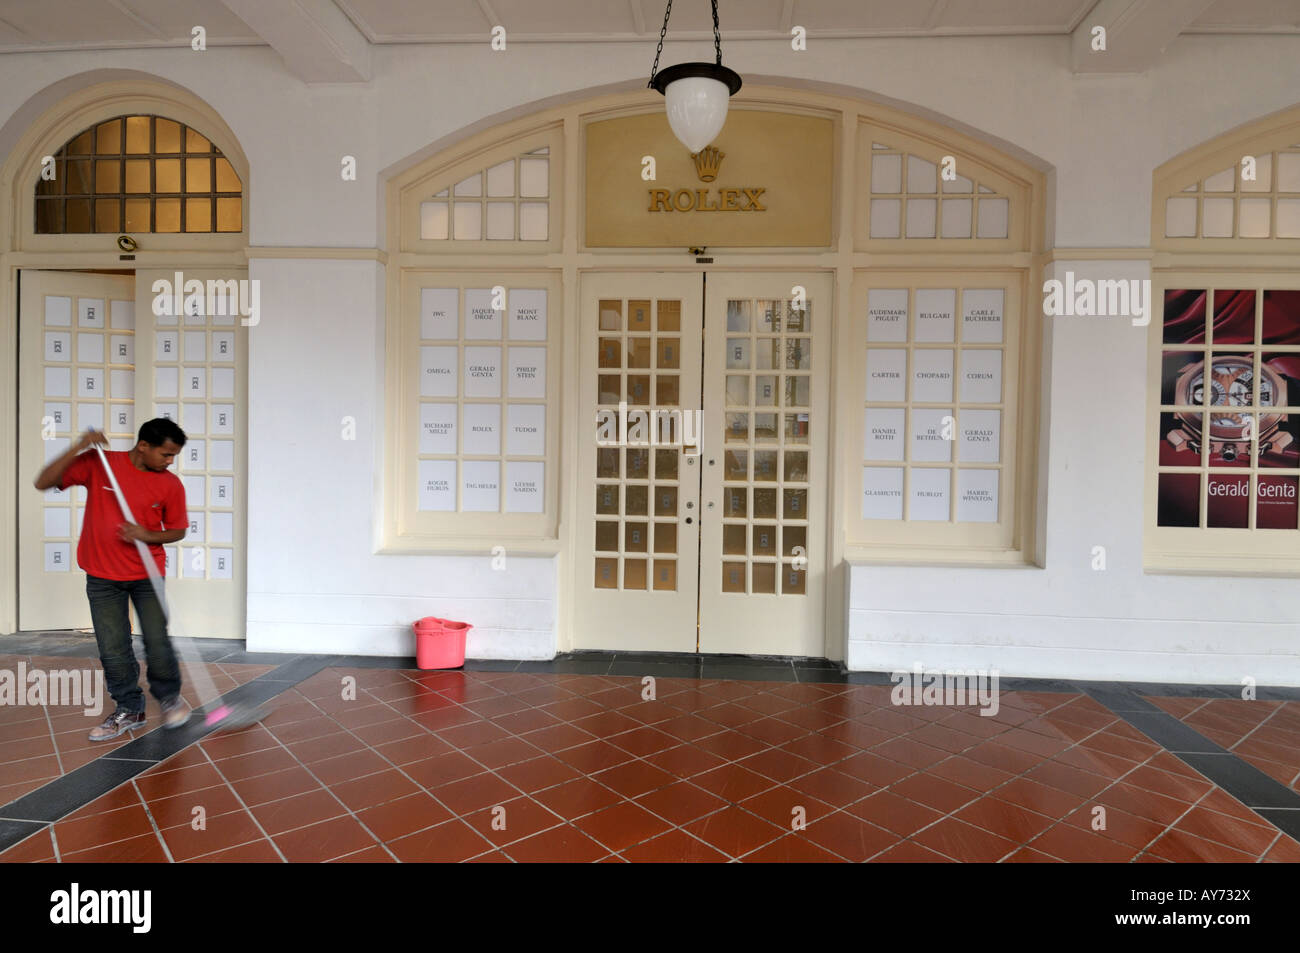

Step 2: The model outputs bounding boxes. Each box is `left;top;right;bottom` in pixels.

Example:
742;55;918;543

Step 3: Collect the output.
0;0;1297;53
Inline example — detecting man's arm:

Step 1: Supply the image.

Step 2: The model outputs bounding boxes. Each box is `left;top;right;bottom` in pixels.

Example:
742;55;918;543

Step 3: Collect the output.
33;429;106;490
118;525;188;545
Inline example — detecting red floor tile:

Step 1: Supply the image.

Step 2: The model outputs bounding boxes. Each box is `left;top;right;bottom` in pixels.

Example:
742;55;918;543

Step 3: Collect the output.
387;818;495;862
1145;828;1258;863
355;792;450;842
1027;823;1142;862
460;796;565;847
271;814;379;862
502;823;609;863
800;811;898;861
621;829;729;862
635;780;729;826
683;805;786;858
912;817;1019;862
249;788;347;835
573;800;674;852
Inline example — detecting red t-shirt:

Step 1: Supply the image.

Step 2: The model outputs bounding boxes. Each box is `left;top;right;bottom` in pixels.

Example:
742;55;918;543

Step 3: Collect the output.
59;450;188;581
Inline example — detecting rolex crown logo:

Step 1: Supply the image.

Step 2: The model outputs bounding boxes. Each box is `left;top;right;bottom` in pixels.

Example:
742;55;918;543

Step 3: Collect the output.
692;146;724;182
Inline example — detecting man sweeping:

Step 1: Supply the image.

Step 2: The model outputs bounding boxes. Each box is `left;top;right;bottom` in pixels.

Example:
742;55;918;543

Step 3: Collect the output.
33;419;192;740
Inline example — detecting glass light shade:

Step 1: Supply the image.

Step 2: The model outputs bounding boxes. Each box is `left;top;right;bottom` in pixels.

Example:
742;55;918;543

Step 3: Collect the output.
663;75;731;153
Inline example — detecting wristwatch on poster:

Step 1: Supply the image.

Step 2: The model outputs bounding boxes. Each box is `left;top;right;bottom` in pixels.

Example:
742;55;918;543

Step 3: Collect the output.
1167;356;1292;461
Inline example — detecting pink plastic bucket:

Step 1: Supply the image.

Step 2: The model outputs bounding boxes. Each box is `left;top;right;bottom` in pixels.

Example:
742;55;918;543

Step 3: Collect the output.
413;618;470;669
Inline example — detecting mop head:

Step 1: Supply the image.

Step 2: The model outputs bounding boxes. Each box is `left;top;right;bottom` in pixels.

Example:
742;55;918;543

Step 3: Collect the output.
204;701;268;732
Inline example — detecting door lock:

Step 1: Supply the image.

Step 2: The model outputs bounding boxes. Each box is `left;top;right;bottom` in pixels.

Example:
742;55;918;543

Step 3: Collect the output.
707;502;714;510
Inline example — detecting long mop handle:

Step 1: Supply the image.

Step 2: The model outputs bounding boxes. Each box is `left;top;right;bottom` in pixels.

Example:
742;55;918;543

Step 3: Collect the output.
92;445;223;711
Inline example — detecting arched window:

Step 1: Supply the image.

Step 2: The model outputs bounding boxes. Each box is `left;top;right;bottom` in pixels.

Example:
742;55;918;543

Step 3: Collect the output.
34;114;242;234
1148;106;1300;573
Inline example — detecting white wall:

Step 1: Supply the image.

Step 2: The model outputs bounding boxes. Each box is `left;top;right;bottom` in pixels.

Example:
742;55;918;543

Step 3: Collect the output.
1;33;1298;676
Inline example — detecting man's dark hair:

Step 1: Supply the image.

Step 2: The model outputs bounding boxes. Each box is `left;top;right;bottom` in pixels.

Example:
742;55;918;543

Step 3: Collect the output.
138;417;187;448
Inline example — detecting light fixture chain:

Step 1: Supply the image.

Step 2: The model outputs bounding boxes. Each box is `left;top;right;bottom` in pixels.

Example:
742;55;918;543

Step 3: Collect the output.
648;0;674;88
712;0;722;64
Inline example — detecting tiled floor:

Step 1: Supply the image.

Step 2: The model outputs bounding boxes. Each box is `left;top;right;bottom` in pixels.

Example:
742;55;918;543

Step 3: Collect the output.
0;653;272;805
1150;696;1300;793
3;659;1298;863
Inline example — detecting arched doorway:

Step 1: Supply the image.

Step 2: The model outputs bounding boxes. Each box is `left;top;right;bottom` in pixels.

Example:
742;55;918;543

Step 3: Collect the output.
1;79;250;640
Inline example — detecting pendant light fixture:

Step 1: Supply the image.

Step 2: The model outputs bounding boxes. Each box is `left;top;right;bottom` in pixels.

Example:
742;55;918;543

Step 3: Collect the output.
647;0;743;153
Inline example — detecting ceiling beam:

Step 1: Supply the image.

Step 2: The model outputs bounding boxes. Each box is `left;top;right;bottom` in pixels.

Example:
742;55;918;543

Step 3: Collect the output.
219;0;370;83
1070;0;1218;73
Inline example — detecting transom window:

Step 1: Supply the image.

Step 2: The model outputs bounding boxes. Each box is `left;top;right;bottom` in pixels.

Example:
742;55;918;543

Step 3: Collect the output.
34;114;243;234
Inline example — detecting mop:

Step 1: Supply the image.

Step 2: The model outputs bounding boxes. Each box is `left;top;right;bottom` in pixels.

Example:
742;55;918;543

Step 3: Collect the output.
93;445;266;732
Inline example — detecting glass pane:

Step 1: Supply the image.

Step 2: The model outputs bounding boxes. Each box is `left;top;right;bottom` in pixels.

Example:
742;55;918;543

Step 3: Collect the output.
519;158;548;197
215;157;240;192
216;197;242;232
628;339;651;368
727;299;750;332
752;525;776;555
96;120;121;155
518;203;547;240
783;525;806;557
628;300;651;332
753;450;778;482
598;338;621;368
783;488;808;519
453;203;481;240
786;338;810;370
724;486;747;517
420;202;448;239
185;128;211;153
654;486;677;516
627;375;649;405
599;300;622;331
596;484;619;515
94;199;119;233
124;198;150;232
156;119;181;153
753;488;777;518
722;562;746;593
68;130;94;155
724;524;746;555
755;413;778;441
124;159;149;192
625;484;648;515
186;158;211;192
785;452;809;481
485;201;513;239
753;563;776;596
595;557;618;589
653;560;676;590
756;376;778;406
486;160;514;197
655;449;677;479
185;197;211;232
66;159;92;194
726;338;750;369
656;375;679;405
597;448;619;478
125;116;150;153
782;564;806;595
95;160;119;193
726;413;748;442
908;156;938;193
156;158;181;192
657;300;680;332
155;198;180;232
724;450;747;480
654;522;677;554
598;374;621;403
624;559;647;590
625;522;648;553
35;199;61;232
66;199;91;232
595;521;618;551
626;449;649;479
726;375;749;405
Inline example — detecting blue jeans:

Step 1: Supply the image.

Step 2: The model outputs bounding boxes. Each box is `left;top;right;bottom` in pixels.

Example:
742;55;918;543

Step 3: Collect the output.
86;574;182;714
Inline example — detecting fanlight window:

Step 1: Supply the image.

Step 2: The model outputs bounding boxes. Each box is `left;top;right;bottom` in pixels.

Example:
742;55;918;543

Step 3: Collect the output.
867;141;1010;240
1165;146;1300;239
34;115;243;234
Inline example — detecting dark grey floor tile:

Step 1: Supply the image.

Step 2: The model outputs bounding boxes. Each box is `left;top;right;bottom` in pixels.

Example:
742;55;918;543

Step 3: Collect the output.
611;652;700;664
1256;686;1300;701
256;656;339;682
517;659;613;675
608;660;703;678
0;819;48;854
792;657;842;670
1253;809;1300;842
0;759;146;823
327;655;416;669
211;651;302;665
997;678;1080;694
845;671;896;686
701;656;795;669
1080;685;1161;712
1178;753;1300;811
699;664;795;682
796;667;849;684
463;659;520;671
1133;683;1236;699
1123;712;1229;754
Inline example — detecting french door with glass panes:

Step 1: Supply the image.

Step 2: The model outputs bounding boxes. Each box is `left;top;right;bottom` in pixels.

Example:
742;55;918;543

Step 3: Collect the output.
17;268;247;638
574;272;829;656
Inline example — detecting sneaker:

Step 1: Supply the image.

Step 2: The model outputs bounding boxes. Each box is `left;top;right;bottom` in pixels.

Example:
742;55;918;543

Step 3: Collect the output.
89;708;145;742
160;696;190;730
